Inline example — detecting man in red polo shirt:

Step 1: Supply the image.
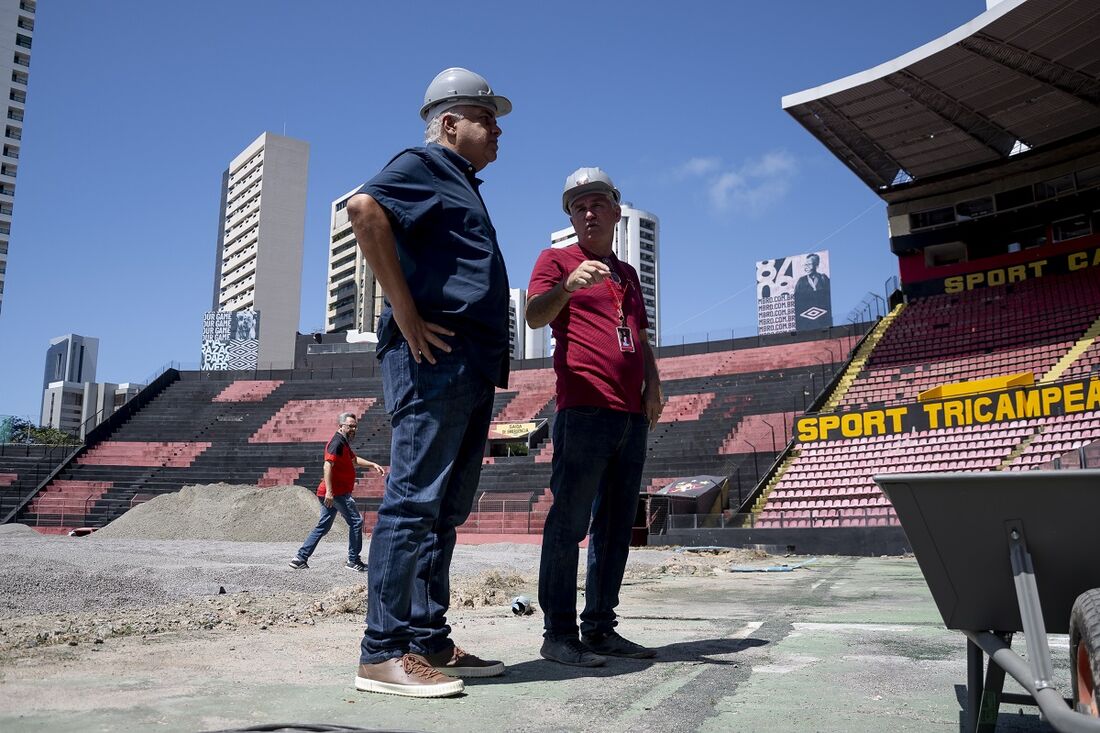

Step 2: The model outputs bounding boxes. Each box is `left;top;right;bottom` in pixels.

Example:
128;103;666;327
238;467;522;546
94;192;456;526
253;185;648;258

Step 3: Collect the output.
526;167;663;667
290;411;384;571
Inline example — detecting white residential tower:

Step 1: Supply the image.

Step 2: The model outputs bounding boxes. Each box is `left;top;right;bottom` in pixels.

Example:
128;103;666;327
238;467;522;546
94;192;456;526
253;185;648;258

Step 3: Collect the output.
211;132;308;368
0;0;35;316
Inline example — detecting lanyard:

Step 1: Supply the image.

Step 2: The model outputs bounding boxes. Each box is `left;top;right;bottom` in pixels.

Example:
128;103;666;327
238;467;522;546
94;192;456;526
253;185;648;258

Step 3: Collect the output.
603;272;629;326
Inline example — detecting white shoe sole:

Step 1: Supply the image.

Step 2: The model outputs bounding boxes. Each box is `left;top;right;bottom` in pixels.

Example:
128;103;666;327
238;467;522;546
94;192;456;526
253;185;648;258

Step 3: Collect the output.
355;675;464;698
435;661;505;678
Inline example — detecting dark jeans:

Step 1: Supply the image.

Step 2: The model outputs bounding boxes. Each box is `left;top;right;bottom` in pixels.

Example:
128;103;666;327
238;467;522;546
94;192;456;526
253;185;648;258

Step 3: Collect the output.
360;342;495;664
296;494;364;563
538;406;648;639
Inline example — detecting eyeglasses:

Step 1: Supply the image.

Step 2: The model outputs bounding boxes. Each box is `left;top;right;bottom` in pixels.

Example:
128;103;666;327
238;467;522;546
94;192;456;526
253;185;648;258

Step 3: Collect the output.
343;424;358;430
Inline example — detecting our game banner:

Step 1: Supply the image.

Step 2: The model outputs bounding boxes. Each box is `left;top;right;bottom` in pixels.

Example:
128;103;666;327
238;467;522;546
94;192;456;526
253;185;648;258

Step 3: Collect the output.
795;376;1100;443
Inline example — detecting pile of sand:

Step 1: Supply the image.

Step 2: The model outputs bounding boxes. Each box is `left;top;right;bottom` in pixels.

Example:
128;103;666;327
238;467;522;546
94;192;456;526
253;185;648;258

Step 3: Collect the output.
92;484;344;543
0;523;41;537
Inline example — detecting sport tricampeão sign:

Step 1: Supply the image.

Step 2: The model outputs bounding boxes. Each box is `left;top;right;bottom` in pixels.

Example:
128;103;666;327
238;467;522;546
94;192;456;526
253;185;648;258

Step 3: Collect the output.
795;376;1100;443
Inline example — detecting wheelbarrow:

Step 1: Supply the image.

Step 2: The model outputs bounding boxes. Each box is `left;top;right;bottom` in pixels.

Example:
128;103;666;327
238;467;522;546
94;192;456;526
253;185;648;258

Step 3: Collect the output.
875;470;1100;732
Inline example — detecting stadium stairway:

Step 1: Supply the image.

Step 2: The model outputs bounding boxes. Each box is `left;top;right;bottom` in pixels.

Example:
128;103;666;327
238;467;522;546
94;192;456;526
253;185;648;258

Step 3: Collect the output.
0;444;79;523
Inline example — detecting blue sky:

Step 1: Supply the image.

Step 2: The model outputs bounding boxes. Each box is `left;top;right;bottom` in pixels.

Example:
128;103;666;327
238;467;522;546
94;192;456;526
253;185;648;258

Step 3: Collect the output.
0;0;984;421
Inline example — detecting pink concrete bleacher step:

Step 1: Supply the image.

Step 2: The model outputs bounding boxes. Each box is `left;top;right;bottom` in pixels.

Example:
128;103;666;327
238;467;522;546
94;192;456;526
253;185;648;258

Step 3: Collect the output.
0;472;17;487
250;398;377;444
720;412;795;455
28;480;113;516
78;441;212;468
646;476;676;494
257;467;304;488
658;393;715;423
32;527;73;535
352;472;388;499
211;380;284;403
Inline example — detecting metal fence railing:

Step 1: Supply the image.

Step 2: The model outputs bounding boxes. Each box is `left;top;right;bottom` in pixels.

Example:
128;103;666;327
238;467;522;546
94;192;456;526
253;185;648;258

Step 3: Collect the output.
663;507;900;531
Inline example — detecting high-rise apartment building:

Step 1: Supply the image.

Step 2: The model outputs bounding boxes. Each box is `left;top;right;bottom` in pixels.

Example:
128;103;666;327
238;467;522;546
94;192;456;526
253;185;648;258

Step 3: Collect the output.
506;288;548;361
40;333;144;436
211;132;308;368
42;333;98;390
40;333;97;434
325;187;383;335
0;0;34;316
550;202;661;344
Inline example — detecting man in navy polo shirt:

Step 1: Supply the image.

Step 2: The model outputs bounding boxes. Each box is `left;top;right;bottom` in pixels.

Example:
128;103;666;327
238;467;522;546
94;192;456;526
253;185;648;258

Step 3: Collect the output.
345;67;511;698
526;167;664;667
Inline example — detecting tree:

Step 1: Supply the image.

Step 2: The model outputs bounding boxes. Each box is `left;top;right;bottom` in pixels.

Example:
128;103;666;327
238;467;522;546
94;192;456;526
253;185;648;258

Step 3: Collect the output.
0;416;78;445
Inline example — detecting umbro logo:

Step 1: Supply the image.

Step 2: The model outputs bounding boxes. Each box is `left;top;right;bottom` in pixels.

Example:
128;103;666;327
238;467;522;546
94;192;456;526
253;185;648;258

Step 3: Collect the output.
801;307;828;320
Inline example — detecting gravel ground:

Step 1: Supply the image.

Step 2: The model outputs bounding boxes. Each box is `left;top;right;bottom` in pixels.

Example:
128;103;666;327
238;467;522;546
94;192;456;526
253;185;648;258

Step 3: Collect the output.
0;516;1057;733
0;522;761;653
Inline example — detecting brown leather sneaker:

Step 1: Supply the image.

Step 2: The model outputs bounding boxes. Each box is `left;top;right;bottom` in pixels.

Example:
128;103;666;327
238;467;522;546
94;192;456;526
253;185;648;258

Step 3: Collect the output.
355;653;464;698
422;645;505;678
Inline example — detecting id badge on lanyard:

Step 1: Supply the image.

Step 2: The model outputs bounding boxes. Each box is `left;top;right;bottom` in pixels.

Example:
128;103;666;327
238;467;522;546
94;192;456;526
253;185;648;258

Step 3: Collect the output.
604;267;635;353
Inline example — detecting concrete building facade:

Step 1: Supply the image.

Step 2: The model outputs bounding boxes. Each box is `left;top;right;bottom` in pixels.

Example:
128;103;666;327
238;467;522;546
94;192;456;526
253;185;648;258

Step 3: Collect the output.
325;187;383;335
212;132;308;368
39;334;144;436
550;202;661;344
506;287;548;361
42;333;98;390
0;0;35;316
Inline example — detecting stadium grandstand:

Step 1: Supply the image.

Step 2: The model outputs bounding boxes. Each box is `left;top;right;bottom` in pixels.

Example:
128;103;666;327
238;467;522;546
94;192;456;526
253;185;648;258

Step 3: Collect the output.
4;0;1100;558
0;326;861;538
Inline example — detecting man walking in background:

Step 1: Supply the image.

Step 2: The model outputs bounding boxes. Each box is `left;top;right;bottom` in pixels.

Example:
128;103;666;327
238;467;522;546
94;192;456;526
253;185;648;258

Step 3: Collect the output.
526;167;663;667
290;411;384;572
345;67;512;698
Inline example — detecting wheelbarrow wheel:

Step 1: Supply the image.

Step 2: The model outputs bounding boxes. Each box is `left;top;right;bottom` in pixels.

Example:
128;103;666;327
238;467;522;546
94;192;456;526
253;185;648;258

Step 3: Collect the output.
1070;589;1100;717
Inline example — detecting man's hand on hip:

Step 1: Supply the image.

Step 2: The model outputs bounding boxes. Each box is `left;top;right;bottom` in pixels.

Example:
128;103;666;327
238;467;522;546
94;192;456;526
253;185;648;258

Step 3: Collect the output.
392;303;454;365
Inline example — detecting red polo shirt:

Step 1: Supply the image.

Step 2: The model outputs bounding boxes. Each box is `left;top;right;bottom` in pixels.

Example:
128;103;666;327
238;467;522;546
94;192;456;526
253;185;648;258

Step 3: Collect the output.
528;244;649;413
317;431;357;497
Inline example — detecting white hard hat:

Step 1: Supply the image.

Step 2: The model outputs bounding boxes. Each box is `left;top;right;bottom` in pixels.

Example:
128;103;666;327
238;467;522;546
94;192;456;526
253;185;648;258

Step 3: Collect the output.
562;167;621;214
420;67;512;121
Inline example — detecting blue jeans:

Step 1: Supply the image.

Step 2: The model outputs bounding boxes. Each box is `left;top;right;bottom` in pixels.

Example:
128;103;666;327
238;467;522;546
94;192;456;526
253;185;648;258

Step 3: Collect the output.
360;342;495;664
538;406;648;639
296;494;364;563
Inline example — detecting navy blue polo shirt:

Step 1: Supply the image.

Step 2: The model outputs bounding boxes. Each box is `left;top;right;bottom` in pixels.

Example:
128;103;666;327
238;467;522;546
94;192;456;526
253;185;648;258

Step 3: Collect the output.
359;143;510;388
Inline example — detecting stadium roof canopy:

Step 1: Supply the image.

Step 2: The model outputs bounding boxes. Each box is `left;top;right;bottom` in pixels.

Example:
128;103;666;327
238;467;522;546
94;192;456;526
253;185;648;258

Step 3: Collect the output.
783;0;1100;200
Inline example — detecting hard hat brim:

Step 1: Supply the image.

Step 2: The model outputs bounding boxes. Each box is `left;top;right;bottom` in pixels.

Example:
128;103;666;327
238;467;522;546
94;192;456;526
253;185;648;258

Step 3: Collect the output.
420;94;512;121
562;183;621;214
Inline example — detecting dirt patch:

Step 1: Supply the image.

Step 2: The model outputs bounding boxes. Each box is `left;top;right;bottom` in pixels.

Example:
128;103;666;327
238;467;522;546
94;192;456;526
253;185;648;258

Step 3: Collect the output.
0;584;368;652
91;484;339;543
627;547;771;579
452;569;529;609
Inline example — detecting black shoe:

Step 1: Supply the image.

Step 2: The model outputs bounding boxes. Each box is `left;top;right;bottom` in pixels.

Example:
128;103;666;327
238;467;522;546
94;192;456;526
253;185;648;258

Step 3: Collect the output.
345;559;367;572
540;637;606;667
289;558;309;570
581;631;656;659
